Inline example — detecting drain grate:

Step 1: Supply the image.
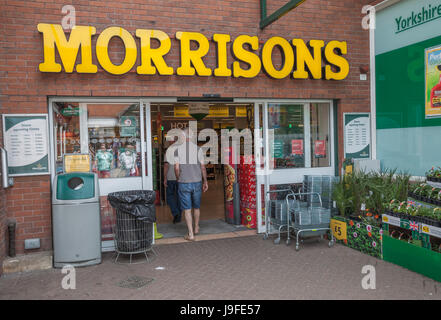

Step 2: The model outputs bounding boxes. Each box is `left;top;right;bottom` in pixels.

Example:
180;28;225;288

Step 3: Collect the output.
117;276;154;289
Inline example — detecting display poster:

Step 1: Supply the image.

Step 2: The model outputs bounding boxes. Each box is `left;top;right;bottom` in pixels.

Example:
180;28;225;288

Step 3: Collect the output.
343;113;371;159
314;140;326;158
174;106;190;117
120;116;137;137
208;106;229;117
425;45;441;118
64;154;91;173
3;114;49;176
291;139;304;156
273;140;284;159
235;106;247;117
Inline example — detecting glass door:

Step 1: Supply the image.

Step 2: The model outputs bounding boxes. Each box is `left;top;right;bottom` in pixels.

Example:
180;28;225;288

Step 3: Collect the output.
51;100;152;194
254;101;334;234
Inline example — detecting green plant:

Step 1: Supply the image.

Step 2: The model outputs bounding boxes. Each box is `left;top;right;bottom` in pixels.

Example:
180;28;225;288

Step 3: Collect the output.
332;176;353;217
426;166;441;178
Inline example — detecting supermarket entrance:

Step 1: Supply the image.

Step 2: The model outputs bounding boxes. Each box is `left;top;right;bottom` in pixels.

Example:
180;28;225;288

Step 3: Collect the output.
152;102;257;239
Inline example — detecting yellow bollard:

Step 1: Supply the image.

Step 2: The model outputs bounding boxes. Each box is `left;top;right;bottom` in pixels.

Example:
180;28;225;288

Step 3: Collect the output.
154;223;163;240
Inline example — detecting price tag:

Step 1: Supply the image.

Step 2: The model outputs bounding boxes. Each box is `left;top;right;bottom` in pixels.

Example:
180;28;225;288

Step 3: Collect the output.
330;219;347;241
422;225;430;234
382;214;400;227
421;224;441;238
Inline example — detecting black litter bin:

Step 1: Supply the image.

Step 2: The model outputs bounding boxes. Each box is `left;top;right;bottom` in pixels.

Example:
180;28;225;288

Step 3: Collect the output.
108;190;157;263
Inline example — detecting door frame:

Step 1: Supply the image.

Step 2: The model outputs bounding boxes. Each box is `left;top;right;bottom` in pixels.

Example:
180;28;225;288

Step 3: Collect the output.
234;98;336;234
48;97;336;237
47;96;176;196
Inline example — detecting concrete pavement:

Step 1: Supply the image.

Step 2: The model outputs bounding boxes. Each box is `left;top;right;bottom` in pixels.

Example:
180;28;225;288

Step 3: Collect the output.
0;235;440;300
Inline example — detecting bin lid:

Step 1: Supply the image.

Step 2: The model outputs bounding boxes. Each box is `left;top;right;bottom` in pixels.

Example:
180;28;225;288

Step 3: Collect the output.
55;172;96;200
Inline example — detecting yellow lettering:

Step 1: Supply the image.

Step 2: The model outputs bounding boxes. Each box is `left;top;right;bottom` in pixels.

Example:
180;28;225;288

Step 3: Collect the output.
262;37;294;79
212;34;231;77
176;31;212;76
37;23;97;73
136;29;173;75
324;40;349;80
96;27;137;75
232;35;261;78
292;39;324;79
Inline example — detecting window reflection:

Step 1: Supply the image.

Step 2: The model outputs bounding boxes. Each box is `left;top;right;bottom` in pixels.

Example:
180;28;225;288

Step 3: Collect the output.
52;102;142;178
310;103;330;168
88;104;141;178
268;104;305;169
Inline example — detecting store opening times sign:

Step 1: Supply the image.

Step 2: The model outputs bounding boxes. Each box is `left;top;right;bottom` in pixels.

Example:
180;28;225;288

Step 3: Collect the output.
343;113;371;160
3;115;49;176
37;24;349;80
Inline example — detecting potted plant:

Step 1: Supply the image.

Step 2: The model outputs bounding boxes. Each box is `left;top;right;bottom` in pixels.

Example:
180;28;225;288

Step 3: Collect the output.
426;167;441;182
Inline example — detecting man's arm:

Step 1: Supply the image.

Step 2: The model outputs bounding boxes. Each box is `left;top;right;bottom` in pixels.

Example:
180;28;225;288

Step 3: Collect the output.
174;163;180;181
163;162;169;187
201;163;208;192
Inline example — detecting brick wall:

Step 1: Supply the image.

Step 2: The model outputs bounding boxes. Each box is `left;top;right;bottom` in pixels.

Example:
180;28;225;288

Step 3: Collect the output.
1;0;372;254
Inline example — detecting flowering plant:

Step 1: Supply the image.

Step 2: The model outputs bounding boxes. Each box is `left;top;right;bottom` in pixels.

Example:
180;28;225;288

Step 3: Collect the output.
426;166;441;179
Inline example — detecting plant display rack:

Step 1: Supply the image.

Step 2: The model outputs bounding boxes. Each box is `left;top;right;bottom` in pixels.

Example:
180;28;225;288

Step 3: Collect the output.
408;181;441;206
332;216;382;259
382;213;441;282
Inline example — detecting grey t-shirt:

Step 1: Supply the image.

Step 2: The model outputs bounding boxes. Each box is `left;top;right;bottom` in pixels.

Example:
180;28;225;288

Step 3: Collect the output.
165;161;177;181
176;141;204;183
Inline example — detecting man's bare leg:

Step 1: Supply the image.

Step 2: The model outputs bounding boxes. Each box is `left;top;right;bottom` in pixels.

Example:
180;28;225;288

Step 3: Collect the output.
184;209;195;240
194;208;200;234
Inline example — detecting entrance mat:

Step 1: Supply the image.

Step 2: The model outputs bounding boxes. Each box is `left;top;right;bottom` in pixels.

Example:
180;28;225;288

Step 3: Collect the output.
383;235;441;282
156;219;248;239
117;276;154;289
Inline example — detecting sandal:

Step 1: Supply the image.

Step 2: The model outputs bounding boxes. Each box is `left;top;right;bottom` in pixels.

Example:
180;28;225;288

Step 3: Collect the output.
194;227;200;235
184;234;195;241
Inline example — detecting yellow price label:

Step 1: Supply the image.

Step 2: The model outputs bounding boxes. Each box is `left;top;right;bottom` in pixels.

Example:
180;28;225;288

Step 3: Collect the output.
382;215;389;222
64;154;91;173
330;219;347;241
422;226;430;233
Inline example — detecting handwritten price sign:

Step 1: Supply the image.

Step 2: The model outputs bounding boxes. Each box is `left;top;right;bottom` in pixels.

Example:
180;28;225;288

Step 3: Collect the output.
330;219;347;241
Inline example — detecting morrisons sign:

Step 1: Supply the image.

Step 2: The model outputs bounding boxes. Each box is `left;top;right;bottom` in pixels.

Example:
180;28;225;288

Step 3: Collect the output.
37;23;349;80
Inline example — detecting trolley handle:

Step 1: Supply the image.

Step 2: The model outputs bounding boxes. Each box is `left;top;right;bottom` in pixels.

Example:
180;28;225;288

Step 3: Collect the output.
286;192;323;209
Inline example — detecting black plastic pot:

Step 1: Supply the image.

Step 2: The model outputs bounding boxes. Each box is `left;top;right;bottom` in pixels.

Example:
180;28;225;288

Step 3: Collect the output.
387;210;396;217
412;216;421;223
349;214;362;222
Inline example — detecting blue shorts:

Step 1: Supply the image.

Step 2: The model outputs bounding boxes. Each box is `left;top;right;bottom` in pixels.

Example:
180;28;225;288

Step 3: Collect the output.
178;182;202;210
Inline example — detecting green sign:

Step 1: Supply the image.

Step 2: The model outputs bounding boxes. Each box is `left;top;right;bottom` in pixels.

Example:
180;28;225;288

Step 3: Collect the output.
273;140;284;159
394;2;441;34
343;113;371;160
61;107;79;117
3;114;50;176
120;116;137;137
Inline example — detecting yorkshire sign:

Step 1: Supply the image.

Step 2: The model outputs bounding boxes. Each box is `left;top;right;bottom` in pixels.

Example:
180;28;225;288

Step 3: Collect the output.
37;24;349;80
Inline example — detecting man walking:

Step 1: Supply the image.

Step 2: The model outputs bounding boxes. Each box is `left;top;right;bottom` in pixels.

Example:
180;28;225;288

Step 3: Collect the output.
174;128;208;241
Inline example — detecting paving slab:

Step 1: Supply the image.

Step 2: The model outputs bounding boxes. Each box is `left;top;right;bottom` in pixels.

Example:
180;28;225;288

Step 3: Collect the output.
0;235;439;300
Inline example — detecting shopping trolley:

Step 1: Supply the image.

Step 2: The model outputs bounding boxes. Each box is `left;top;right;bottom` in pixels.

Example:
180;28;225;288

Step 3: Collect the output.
263;188;296;245
287;191;335;251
